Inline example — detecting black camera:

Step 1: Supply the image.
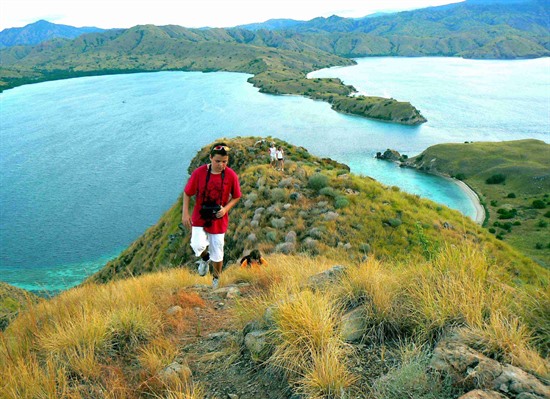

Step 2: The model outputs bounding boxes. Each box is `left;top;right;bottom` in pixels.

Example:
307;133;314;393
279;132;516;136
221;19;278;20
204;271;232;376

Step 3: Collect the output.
199;202;221;221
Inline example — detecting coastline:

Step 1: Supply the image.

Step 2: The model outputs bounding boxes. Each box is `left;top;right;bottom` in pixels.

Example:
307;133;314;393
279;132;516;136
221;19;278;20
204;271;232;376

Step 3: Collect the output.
448;178;486;225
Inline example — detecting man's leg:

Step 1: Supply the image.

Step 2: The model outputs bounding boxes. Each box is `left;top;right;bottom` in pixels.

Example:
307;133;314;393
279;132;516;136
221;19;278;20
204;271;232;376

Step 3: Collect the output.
190;227;210;275
207;233;225;288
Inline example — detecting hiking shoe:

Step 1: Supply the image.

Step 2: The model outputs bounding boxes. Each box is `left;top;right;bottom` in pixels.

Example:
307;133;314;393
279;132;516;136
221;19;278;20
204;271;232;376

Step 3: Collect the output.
212;277;219;289
196;259;209;277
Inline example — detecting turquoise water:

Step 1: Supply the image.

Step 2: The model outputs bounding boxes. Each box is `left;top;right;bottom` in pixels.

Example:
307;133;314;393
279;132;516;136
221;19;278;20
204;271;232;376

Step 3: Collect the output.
1;57;549;293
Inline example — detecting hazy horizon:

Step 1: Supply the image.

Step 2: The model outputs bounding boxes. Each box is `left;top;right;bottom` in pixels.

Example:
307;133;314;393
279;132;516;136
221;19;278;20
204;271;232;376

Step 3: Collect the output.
0;0;464;31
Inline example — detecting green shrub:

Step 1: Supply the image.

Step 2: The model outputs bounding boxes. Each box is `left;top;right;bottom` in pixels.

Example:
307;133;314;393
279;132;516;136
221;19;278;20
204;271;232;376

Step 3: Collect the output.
319;187;337;198
507;193;516;198
336;169;348;176
308;173;329;191
486;174;506;184
489;228;496;234
454;173;466;181
490;200;498;207
387;218;402;228
359;243;371;253
544;211;550;218
497;208;517;219
270;188;287;202
532;199;546;209
537;220;548;228
501;222;513;232
334;196;349;209
265;231;277;242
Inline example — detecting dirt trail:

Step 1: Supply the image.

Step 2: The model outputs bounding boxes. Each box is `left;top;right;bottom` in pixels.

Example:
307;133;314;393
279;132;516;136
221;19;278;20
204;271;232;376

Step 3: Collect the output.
176;283;293;399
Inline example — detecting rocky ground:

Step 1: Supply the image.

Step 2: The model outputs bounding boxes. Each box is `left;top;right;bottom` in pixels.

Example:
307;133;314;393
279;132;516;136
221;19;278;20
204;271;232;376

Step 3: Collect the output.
163;271;549;399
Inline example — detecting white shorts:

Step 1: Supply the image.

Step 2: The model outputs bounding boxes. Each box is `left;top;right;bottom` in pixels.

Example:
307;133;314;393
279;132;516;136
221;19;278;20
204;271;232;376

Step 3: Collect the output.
190;226;225;262
270;154;276;161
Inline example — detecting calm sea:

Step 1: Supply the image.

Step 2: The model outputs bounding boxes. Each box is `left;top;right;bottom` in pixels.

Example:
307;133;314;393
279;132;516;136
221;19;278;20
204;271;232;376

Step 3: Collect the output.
1;57;548;293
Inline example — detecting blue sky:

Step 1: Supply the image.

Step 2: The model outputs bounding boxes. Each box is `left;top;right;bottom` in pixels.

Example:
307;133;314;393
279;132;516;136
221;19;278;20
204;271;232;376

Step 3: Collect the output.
0;0;463;30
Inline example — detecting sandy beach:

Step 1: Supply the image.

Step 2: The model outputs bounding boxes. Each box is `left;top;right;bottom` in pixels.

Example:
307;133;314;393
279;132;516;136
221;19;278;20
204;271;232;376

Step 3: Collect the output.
452;179;486;224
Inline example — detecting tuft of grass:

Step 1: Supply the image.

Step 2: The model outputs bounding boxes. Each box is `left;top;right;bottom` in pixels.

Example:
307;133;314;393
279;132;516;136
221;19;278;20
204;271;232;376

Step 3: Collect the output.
403;243;506;338
298;340;357;399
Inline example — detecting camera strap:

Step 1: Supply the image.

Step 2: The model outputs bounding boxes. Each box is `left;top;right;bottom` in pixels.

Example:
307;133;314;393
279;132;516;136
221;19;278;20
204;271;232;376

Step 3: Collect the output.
201;164;225;206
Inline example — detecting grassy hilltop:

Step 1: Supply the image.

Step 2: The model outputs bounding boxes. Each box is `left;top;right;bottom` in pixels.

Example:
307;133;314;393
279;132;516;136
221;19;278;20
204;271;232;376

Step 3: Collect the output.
1;137;549;399
88;137;541;285
406;139;550;267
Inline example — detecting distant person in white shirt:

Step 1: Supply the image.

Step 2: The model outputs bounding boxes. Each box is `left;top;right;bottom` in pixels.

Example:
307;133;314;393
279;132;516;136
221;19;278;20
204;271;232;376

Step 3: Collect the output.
268;142;277;168
276;146;284;172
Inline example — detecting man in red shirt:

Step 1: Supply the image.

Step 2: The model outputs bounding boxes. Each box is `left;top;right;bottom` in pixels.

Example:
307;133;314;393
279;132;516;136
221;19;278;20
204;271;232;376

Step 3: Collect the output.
182;143;241;288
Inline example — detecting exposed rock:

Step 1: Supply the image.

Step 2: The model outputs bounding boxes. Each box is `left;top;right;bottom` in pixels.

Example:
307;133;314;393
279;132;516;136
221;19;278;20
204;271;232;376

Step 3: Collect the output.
302;237;318;250
275;242;295;254
246;233;257;242
271;217;286;228
285;231;297;243
324;212;339;221
307;265;346;291
340;307;366;342
458;390;507;399
226;287;241;299
278;178;293;188
493;365;550;398
166;305;183;316
244;199;254;208
158;361;192;382
430;335;550;398
376;149;402;161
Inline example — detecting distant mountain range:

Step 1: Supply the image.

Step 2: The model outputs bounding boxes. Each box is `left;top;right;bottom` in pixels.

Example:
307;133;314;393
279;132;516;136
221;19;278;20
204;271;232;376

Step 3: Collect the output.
0;0;548;94
0;20;104;48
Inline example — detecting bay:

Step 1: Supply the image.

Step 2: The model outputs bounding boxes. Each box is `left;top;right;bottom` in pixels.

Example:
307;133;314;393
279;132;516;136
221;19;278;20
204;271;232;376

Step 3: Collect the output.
1;57;548;293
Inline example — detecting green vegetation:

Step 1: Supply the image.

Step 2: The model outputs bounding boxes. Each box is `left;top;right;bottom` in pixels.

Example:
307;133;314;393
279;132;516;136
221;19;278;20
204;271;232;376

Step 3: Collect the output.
1;137;548;398
0;282;40;330
88;137;543;285
407;139;550;267
486;173;507;184
0;25;424;125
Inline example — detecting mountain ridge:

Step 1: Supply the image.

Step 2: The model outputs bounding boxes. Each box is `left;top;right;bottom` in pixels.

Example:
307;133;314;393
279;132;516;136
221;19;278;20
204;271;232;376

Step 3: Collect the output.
0;19;104;48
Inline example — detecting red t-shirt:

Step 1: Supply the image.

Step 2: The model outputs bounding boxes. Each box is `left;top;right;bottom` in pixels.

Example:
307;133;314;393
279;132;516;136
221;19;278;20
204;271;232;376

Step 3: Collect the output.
184;164;241;234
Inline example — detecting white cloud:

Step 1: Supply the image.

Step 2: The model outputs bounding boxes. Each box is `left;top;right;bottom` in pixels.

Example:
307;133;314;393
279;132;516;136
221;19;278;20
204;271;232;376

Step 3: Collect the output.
0;0;463;30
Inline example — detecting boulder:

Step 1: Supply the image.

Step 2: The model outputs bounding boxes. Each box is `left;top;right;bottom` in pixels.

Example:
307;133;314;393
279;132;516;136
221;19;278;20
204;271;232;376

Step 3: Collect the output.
307;265;346;291
430;336;550;398
158;361;192;382
285;231;297;243
458;390;507;399
166;305;183;316
376;149;402;161
340;307;366;342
